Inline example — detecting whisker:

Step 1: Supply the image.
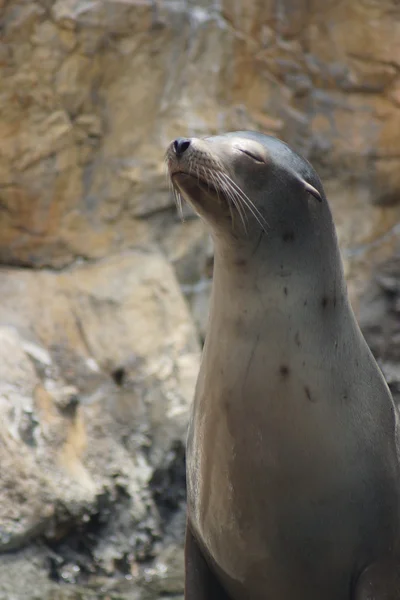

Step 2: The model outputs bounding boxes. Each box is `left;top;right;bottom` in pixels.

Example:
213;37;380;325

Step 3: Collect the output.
219;172;268;232
165;156;267;233
213;171;247;233
167;171;184;222
221;174;266;226
174;188;184;221
207;168;237;229
165;161;180;219
203;166;216;193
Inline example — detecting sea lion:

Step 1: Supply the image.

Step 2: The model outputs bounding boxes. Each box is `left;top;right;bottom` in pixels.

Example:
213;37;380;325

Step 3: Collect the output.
166;132;400;600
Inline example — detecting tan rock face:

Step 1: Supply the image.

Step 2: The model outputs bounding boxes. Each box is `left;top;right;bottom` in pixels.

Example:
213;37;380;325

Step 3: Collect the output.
0;0;399;597
1;0;399;290
0;251;199;592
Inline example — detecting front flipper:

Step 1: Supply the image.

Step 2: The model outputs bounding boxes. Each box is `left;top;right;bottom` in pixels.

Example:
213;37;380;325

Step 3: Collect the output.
355;560;400;599
185;522;233;600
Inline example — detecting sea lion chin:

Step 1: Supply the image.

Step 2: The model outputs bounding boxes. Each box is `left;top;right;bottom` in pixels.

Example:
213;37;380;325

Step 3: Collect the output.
166;131;400;600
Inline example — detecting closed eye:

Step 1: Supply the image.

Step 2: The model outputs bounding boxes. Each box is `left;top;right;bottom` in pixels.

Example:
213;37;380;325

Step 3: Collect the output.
239;149;265;164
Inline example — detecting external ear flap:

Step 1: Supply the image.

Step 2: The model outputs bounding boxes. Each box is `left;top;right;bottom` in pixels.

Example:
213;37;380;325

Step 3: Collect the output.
303;180;322;202
292;171;323;202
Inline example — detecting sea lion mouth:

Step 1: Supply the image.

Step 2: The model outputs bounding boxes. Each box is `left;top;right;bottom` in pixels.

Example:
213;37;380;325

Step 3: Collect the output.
171;170;226;202
168;164;267;233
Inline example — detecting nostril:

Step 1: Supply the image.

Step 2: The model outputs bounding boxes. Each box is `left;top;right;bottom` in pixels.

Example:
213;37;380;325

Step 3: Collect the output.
173;137;191;157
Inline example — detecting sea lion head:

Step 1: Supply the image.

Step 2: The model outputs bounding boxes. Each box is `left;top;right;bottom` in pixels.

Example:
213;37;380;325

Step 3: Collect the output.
166;131;325;246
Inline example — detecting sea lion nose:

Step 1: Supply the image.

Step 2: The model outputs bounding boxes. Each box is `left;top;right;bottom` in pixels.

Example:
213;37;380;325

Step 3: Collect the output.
173;137;191;157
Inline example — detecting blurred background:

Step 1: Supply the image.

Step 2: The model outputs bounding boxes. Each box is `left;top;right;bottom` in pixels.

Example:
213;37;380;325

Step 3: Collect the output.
0;0;399;598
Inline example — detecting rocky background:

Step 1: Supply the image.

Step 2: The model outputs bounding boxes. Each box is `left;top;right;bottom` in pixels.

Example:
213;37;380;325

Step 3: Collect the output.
0;0;399;598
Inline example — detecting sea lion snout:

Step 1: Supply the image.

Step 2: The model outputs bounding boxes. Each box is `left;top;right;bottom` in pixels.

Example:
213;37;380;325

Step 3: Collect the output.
165;136;199;177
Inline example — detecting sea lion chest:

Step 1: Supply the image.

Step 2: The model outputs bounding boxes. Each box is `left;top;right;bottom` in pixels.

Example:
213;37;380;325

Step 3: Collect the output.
186;310;400;600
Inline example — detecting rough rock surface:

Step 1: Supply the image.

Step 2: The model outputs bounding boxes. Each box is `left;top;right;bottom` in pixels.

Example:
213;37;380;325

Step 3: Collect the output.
0;0;399;598
359;253;400;406
0;250;198;597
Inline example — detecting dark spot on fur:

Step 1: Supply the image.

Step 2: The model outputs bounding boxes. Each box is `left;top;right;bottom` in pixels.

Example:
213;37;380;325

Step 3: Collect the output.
223;398;231;414
295;332;301;347
235;259;247;267
304;386;314;402
284;287;288;296
282;231;295;242
303;300;308;307
235;316;244;332
321;296;328;308
343;393;348;402
280;365;290;377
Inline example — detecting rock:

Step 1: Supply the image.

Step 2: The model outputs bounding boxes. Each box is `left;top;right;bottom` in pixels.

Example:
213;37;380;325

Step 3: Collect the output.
138;544;185;596
358;254;400;404
0;250;200;595
160;217;213;340
1;0;398;281
181;278;213;345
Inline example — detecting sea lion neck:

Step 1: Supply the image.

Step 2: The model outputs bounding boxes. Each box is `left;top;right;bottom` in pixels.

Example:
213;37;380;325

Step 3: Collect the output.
204;232;353;373
210;211;347;316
